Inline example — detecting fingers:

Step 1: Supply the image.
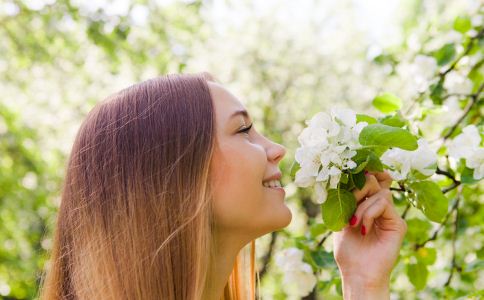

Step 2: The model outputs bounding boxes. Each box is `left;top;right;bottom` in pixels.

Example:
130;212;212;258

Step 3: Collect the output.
352;173;381;203
349;189;392;227
348;189;406;236
368;170;393;189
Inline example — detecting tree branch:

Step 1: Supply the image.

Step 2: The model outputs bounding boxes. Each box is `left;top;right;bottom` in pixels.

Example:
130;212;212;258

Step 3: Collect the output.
443;82;484;140
317;231;333;247
258;231;278;279
439;28;484;78
401;204;411;219
444;196;462;287
415;195;461;250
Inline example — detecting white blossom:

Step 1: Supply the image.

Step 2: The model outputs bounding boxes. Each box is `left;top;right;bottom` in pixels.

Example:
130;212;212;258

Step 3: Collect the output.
443;71;473;95
396;55;438;95
466;149;484;180
294;108;367;204
275;247;317;297
381;138;437;181
448;125;484;180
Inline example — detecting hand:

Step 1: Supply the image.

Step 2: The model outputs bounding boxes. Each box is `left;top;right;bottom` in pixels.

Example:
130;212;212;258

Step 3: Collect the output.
332;171;407;299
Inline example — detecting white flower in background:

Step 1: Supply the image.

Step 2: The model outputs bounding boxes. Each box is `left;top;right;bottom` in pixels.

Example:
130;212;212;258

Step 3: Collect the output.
397;55;438;95
294;108;368;204
448;125;484;180
448;125;481;158
466;149;484;180
275;247;317;297
381;138;437;181
443;71;473;95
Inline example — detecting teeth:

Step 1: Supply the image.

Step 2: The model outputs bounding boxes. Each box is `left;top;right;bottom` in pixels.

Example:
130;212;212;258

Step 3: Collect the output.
263;180;282;188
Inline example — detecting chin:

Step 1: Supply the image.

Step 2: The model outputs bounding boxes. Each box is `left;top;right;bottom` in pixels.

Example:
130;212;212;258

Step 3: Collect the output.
271;205;293;231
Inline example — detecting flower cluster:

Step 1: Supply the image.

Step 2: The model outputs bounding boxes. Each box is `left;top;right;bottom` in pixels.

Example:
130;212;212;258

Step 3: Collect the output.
447;125;484;180
294;108;368;203
274;247;317;297
380;138;438;181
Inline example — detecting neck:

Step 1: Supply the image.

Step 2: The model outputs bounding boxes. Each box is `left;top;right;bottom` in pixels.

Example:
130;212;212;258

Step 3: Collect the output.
202;227;252;300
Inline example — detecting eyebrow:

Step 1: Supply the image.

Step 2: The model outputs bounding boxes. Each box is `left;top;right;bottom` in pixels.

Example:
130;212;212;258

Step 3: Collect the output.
230;109;250;120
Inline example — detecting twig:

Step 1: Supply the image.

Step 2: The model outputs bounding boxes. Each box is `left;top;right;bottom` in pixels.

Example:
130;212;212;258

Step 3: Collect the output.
439;28;484;78
442;181;461;194
435;167;462;193
443;82;484;140
317;231;333;247
415;195;461;250
444;196;462;287
401;204;411;219
435;167;459;184
258;231;278;279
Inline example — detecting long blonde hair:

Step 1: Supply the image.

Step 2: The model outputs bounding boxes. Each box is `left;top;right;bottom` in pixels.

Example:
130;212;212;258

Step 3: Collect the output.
38;72;258;299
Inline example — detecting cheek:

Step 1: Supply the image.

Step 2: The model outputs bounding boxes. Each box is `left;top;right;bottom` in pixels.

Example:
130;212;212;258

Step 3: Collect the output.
211;141;291;234
211;143;266;225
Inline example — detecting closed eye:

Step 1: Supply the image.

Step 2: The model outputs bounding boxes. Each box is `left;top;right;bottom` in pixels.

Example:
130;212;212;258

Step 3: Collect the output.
238;123;253;134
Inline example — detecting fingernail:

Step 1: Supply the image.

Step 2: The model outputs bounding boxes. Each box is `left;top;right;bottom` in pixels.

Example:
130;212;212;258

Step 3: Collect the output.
349;215;357;226
364;170;369;175
361;225;366;236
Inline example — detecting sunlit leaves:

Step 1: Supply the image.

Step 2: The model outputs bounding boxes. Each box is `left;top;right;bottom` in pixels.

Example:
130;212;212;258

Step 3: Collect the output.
321;189;356;231
453;16;472;33
359;124;418;150
407;259;429;290
409;181;449;223
432;43;456;66
372;92;402;113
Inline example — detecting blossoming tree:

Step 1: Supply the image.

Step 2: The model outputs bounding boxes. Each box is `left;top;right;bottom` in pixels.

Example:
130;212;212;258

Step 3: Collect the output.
276;10;483;300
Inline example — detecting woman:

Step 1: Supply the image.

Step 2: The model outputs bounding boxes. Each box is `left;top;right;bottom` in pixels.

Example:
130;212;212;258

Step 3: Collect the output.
39;72;407;300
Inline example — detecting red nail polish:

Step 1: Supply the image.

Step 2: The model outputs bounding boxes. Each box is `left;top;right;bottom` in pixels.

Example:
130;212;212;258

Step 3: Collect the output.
361;225;366;235
349;215;357;226
364;170;369;175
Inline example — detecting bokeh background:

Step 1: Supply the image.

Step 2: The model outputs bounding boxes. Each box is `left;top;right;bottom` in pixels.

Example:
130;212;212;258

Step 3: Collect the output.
0;0;483;299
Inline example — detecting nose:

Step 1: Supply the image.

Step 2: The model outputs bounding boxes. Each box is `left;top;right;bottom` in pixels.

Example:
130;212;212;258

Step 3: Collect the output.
267;140;286;164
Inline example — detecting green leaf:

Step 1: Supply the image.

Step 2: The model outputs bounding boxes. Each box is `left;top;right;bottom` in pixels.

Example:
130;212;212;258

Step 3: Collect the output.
379;113;407;128
310;249;336;268
352;171;366;190
351;149;383;173
372;93;403;113
356;113;378;124
366;152;384;172
359;124;418;151
409;181;449;223
309;223;328;238
349;160;368;174
340;172;349;184
417;247;437;265
405;218;432;244
350;149;370;171
290;160;301;178
430;79;445;105
343;173;356;191
407;260;429;290
321;189;357;231
433;43;456;66
453;16;472;33
461;166;479;184
469;62;484;90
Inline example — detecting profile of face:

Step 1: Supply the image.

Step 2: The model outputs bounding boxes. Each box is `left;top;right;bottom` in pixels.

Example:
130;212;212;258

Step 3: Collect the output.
208;82;292;241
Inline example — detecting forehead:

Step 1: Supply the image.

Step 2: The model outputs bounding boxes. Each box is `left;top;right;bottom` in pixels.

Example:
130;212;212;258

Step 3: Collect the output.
207;82;247;120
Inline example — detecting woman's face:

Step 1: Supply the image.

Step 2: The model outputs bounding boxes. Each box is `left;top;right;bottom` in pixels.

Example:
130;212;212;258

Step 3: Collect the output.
208;82;292;240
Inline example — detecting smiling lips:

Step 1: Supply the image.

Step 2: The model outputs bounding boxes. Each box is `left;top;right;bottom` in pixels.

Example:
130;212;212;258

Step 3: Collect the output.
263;180;282;188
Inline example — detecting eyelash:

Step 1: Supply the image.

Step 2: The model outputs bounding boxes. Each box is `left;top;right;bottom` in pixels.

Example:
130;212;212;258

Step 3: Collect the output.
239;123;253;135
